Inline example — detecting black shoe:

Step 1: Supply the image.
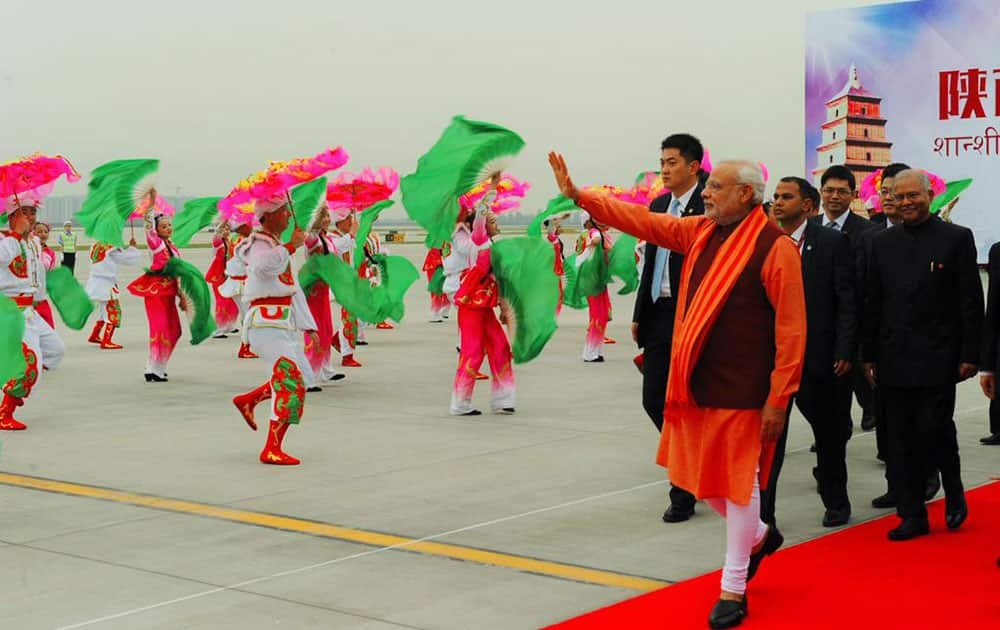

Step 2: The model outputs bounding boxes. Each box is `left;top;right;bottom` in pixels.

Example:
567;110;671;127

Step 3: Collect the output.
708;596;747;629
493;407;516;415
662;504;695;523
459;409;482;416
871;492;897;509
144;373;168;382
213;334;229;339
925;473;941;502
329;374;346;381
980;433;1000;445
888;517;930;541
357;340;369;346
822;506;851;527
747;525;783;581
945;494;968;530
584;356;605;363
860;413;877;432
306;386;322;393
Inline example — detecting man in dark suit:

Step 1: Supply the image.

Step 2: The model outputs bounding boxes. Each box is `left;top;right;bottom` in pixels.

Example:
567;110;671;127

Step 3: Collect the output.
765;177;856;527
978;241;1000;445
631;133;705;523
813;165;880;434
863;169;982;541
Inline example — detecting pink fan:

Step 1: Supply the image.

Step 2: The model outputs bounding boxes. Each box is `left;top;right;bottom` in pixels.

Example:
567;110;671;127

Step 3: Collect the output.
860;167;946;212
130;193;175;220
460;173;530;215
326;166;400;212
1;154;80;211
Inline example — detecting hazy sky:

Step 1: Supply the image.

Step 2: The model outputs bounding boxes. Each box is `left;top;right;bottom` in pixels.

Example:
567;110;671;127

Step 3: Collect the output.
4;0;905;215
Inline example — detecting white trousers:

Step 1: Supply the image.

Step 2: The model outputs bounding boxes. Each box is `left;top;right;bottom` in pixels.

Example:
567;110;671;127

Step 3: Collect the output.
20;309;66;389
704;475;769;595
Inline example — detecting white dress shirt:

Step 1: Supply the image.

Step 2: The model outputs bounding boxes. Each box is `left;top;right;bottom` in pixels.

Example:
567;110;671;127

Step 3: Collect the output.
656;183;697;298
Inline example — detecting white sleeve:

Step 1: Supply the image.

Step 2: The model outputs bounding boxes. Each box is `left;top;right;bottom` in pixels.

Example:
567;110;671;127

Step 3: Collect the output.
110;247;143;266
292;287;319;331
248;239;292;277
0;236;22;264
330;233;355;255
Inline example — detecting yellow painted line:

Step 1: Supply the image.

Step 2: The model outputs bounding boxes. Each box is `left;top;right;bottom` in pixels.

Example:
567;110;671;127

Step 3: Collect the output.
0;472;669;593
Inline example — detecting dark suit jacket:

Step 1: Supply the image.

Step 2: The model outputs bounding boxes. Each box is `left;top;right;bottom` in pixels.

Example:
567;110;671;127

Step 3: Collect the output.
800;221;857;380
980;241;1000;371
632;182;705;348
863;217;984;388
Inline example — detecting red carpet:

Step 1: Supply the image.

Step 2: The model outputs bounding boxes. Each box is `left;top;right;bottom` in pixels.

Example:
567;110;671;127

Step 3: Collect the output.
548;482;1000;629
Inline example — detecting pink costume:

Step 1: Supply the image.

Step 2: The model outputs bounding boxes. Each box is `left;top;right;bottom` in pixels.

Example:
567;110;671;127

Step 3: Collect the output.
546;232;566;315
577;227;613;362
207;235;240;334
423;245;451;322
449;247;515;415
127;227;182;380
34;244;58;329
302;230;346;380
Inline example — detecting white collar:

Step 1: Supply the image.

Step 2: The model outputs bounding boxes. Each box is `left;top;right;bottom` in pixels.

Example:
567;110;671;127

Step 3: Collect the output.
823;210;849;230
790;219;808;245
671;182;698;214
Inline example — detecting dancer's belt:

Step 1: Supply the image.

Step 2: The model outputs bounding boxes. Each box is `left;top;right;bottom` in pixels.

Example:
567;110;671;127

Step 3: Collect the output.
230;275;247;281
250;296;292;308
9;294;33;309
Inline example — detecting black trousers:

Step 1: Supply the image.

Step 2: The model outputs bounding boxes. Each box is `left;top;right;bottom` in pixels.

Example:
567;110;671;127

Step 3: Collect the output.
852;350;874;422
61;252;76;274
798;373;852;511
759;406;790;527
990;399;1000;435
640;301;695;511
882;385;963;519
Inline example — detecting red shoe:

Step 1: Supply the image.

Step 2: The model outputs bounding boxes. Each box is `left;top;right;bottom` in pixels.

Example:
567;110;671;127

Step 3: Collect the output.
475;371;489;380
331;331;341;354
0;393;27;430
603;337;617;344
238;343;259;359
87;321;104;344
341;354;363;368
259;421;300;465
376;322;394;330
100;325;123;350
232;382;271;431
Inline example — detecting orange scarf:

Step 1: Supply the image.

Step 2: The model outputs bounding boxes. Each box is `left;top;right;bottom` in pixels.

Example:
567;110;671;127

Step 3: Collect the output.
665;207;769;416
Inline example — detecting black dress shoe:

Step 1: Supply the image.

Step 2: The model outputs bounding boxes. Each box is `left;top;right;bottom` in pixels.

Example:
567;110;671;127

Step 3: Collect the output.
662;504;695;523
945;495;968;530
981;433;1000;445
144;373;168;382
860;413;877;432
822;506;851;527
925;473;941;501
459;410;482;416
306;386;322;393
708;596;747;629
748;525;783;581
329;374;346;381
888;517;930;541
871;492;897;509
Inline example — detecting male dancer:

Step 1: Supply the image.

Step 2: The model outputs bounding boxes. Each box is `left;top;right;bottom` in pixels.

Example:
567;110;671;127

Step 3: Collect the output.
85;239;142;349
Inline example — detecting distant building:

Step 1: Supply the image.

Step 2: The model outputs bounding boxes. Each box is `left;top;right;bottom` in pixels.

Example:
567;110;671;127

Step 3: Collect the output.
813;64;893;208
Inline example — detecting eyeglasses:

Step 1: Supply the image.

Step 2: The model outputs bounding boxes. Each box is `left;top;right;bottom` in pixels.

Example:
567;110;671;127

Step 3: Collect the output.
821;187;853;197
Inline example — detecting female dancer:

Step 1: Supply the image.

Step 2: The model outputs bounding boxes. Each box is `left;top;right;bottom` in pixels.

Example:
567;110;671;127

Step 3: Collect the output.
303;207;346;383
577;214;614;363
207;221;239;338
32;221;58;329
127;205;185;382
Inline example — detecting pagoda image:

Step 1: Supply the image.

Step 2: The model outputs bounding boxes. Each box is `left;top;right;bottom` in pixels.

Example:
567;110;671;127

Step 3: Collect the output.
812;64;893;207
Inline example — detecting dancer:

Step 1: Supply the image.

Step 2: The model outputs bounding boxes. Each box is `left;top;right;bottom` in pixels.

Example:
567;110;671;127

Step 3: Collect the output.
423;242;451;323
577;214;614;362
303;206;346;383
361;227;393;331
220;221;258;358
0;200;66;430
207;221;240;339
544;218;566;314
127;207;185;382
450;210;515;416
231;198;318;465
327;208;362;367
85;238;142;349
32;221;59;329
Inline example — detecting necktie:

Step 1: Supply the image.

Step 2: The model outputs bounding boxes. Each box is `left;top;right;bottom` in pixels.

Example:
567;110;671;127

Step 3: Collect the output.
826;220;839;230
650;199;682;301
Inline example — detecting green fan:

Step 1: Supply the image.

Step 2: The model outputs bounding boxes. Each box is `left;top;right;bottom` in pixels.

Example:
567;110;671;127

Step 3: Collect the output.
427;266;445;294
281;177;328;241
46;267;95;329
173;197;221;247
75;159;159;248
300;253;418;323
161;257;216;344
354;200;394;271
608;233;640;295
527;195;579;237
401;115;525;247
0;297;27;384
930;178;973;215
491;237;560;363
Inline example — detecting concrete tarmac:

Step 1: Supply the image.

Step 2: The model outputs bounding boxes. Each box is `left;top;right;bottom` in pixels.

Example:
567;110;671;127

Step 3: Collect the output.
1;242;995;629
